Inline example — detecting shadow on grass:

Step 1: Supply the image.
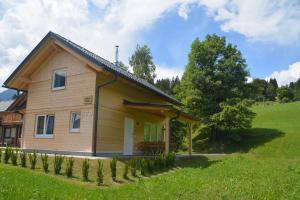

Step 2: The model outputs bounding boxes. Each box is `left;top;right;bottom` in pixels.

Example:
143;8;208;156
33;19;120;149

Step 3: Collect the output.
176;156;220;169
193;128;285;154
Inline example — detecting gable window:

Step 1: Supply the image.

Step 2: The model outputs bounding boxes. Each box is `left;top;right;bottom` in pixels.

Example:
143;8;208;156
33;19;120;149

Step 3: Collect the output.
35;114;55;138
144;122;163;142
70;112;80;132
52;69;66;90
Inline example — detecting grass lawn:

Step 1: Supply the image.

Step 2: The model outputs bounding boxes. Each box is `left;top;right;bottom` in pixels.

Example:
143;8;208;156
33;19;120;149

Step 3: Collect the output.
1;102;300;199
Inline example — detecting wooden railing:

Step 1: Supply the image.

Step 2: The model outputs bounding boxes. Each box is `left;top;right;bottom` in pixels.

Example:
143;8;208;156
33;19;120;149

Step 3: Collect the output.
137;141;165;155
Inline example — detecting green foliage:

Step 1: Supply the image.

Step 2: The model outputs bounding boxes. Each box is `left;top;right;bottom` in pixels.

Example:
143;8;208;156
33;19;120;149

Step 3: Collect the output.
118;61;129;72
1;103;300;199
123;161;129;179
277;86;294;103
0;149;2;163
211;99;256;130
28;151;37;170
82;159;89;181
155;76;180;96
65;157;74;178
146;159;154;174
248;78;278;101
11;149;18;166
165;152;176;168
170;120;186;152
3;146;12;164
20;151;27;168
53;154;64;174
155;154;166;170
130;157;137;177
96;160;104;185
129;44;156;84
177;35;250;140
40;154;49;173
140;158;146;176
110;157;117;181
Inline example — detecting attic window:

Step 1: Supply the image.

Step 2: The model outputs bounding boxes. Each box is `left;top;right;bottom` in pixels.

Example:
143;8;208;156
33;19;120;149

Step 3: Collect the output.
52;69;66;90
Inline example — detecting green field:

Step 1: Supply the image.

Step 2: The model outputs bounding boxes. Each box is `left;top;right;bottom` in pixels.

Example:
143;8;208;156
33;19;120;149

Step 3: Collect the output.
1;102;300;199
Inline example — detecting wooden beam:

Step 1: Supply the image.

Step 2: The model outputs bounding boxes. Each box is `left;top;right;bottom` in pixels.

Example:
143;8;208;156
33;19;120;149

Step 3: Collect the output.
188;123;193;156
164;116;170;154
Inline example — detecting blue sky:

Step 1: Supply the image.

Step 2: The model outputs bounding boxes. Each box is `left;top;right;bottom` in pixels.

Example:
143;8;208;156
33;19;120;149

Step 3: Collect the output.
1;0;300;91
139;4;300;80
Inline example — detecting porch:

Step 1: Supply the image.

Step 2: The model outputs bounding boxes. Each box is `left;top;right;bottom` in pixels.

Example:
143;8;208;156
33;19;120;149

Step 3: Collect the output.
0;112;23;147
123;100;199;156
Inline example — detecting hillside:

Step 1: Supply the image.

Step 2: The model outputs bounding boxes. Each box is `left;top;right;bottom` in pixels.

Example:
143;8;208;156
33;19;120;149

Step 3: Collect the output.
0;102;300;199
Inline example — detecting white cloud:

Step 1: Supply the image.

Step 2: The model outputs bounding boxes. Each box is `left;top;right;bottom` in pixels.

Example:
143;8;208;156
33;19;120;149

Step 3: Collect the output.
155;64;183;80
1;0;299;92
0;0;198;92
246;76;253;83
178;3;190;20
198;0;300;44
266;61;300;86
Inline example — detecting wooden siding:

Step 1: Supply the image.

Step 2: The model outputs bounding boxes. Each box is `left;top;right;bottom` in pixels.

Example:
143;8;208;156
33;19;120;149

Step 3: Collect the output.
96;74;168;153
22;51;96;153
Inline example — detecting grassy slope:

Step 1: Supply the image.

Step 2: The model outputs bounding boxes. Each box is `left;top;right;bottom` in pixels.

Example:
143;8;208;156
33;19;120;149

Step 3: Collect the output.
1;102;300;199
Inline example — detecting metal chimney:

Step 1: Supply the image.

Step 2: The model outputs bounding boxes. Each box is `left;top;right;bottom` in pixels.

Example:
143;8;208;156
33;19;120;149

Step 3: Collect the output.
115;45;119;66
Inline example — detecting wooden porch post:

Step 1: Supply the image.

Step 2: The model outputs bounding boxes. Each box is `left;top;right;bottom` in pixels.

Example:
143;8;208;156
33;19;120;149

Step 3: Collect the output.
164;116;170;154
188;122;193;156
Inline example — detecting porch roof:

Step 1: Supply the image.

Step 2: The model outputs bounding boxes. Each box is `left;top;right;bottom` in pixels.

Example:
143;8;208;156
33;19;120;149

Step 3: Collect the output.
123;100;199;123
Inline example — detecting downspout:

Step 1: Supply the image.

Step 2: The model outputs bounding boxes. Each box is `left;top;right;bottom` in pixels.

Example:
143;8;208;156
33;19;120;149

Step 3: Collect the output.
92;74;118;156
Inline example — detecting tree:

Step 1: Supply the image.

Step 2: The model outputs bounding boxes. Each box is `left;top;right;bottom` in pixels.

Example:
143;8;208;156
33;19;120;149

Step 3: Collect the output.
155;76;185;151
277;86;294;102
155;76;180;96
118;61;129;72
248;79;268;101
177;35;252;140
212;99;255;130
129;44;156;84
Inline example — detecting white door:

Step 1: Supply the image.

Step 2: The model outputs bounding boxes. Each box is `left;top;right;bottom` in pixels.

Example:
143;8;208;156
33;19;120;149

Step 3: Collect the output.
123;118;134;155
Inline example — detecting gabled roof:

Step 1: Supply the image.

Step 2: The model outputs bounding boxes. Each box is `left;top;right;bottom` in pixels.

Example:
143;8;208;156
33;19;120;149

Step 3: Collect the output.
3;31;181;105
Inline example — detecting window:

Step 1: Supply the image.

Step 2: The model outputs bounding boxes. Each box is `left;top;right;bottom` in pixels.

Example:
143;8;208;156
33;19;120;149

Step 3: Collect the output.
52;69;66;90
144;122;163;142
70;112;80;132
4;128;11;138
35;114;55;138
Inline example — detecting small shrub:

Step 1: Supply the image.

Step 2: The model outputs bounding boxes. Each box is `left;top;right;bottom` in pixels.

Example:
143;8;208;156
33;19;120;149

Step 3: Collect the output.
110;157;117;181
28;151;37;169
82;159;89;181
0;149;2;163
96;160;104;185
154;154;166;170
130;157;137;177
11;149;18;166
53;154;64;174
146;159;154;174
41;153;49;173
20;151;27;168
123;161;129;179
159;153;166;170
140;158;146;176
3;147;12;164
65;157;75;178
166;152;176;168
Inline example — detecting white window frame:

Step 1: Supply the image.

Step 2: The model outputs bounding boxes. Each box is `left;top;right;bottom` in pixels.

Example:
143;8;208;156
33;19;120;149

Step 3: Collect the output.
52;69;66;90
70;112;81;133
35;114;55;138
